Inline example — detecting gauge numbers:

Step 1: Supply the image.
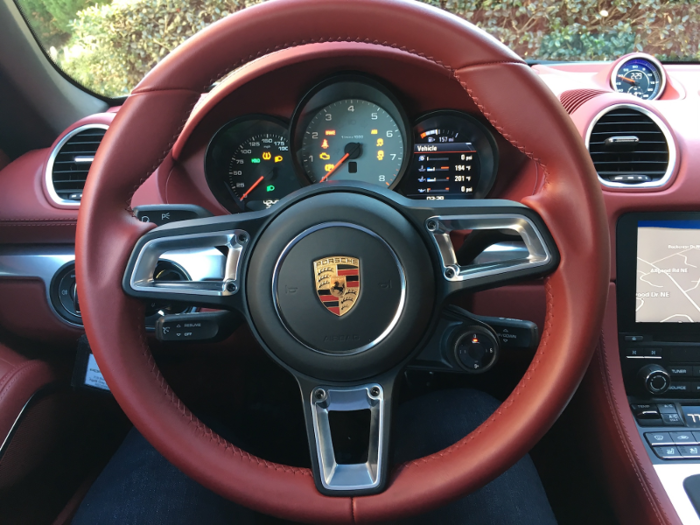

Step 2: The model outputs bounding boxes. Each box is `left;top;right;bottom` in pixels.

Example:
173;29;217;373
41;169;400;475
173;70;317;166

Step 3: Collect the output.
205;117;300;212
612;55;666;100
300;99;404;187
228;133;296;208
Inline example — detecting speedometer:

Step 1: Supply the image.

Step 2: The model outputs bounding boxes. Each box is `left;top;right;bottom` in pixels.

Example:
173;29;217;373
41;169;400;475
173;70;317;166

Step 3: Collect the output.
611;54;666;100
205;116;301;212
292;76;410;189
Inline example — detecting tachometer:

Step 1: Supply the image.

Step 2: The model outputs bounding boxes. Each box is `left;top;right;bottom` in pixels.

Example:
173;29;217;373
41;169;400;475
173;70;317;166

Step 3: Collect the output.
205;116;300;212
611;54;666;100
292;76;410;188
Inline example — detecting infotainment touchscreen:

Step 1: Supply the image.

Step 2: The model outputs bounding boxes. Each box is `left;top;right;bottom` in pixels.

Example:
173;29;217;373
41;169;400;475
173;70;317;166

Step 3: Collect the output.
636;220;700;323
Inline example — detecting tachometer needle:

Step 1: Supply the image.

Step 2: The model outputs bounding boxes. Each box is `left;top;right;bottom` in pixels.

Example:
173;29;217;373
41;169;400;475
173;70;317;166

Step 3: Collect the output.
320;153;350;182
240;175;265;200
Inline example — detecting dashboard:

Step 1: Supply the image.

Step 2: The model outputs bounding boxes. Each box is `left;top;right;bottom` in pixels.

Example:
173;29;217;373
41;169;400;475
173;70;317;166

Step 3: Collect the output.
204;74;498;213
1;47;699;337
0;37;700;524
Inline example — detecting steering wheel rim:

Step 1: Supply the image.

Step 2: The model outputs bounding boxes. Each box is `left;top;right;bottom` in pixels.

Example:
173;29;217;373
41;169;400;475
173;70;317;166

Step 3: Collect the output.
75;0;610;523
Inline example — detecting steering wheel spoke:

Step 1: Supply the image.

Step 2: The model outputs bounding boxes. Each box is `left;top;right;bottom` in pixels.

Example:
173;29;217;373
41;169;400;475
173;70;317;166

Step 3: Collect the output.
401;199;559;297
122;212;268;310
296;371;399;496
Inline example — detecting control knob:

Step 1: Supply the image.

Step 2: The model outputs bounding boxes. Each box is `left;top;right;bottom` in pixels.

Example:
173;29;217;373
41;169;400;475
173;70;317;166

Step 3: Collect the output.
638;364;671;395
454;327;499;373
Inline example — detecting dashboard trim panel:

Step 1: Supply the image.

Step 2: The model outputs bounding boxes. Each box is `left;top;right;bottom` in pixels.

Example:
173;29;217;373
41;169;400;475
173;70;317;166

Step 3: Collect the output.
0;246;226;328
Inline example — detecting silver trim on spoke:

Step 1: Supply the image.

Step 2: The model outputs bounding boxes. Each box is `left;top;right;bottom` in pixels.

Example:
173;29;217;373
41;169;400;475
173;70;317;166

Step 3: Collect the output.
426;214;552;283
310;384;385;492
129;231;247;298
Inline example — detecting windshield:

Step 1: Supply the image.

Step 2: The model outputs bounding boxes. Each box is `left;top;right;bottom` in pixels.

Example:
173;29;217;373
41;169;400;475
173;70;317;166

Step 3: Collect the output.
12;0;700;98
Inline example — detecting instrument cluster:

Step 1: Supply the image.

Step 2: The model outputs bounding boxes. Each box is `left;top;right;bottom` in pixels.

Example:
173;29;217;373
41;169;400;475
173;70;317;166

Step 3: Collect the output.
205;74;498;212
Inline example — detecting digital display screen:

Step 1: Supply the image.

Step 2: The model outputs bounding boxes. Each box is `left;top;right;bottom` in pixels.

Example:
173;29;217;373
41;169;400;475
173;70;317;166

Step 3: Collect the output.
636;220;700;323
402;141;481;200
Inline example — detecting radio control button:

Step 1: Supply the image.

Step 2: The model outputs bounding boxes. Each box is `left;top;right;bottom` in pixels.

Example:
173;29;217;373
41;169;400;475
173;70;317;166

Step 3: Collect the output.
668;382;690;394
625;335;644;342
625;348;644;358
693;367;700;377
670;366;692;377
645;348;663;358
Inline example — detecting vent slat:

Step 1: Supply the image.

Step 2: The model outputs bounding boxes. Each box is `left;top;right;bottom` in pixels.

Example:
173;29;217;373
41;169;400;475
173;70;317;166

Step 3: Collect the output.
588;108;669;185
50;127;106;202
52;170;91;175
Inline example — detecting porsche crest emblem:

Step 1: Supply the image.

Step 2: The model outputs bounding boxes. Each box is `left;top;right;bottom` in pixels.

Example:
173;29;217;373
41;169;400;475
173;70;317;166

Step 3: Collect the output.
313;256;360;317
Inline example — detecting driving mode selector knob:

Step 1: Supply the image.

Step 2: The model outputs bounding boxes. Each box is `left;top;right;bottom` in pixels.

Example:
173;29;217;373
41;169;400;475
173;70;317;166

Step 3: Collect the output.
454;327;499;373
638;364;671;395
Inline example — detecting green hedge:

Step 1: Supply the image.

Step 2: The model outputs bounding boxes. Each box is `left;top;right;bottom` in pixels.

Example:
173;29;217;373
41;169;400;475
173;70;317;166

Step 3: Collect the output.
54;0;700;97
21;0;109;48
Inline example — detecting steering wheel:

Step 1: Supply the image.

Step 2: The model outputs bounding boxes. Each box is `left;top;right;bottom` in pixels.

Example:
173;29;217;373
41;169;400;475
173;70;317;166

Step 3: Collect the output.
75;0;610;522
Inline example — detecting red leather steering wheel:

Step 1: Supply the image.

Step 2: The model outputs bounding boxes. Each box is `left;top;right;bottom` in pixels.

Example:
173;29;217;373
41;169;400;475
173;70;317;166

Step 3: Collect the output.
76;0;610;523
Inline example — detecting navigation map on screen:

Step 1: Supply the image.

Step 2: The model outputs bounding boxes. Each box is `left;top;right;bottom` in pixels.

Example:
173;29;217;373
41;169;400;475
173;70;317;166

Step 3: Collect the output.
637;220;700;323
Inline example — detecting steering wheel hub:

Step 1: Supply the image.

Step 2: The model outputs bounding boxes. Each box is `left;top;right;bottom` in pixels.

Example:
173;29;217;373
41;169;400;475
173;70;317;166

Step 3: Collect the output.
247;189;435;380
272;221;406;355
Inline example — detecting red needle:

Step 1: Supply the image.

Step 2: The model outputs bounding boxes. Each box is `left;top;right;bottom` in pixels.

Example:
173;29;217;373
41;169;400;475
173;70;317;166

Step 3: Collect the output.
240;175;264;200
320;153;350;182
618;75;636;84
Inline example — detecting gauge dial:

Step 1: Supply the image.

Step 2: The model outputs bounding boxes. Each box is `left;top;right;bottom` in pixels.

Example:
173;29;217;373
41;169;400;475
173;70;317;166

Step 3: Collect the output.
292;77;410;189
612;55;666;100
400;111;498;200
205;117;300;212
299;99;404;186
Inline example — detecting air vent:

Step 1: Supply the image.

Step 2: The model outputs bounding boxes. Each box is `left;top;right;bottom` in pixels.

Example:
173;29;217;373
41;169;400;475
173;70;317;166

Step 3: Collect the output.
586;105;674;188
45;124;108;206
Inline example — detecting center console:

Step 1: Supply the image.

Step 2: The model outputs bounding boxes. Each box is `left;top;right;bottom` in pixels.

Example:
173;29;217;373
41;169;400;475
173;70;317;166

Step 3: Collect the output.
618;213;700;522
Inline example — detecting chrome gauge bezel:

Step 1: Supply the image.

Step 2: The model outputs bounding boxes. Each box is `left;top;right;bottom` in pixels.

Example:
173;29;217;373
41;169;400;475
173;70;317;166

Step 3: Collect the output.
610;53;667;101
290;74;412;190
